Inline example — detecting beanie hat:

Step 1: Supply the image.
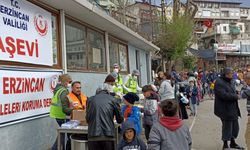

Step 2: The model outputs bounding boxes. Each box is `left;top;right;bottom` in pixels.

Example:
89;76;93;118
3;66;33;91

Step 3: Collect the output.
59;74;71;84
123;92;139;105
104;74;116;83
113;63;119;68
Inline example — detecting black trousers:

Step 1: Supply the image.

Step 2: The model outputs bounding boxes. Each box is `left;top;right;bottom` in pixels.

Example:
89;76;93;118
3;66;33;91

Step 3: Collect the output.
88;141;114;150
221;119;239;141
144;124;152;141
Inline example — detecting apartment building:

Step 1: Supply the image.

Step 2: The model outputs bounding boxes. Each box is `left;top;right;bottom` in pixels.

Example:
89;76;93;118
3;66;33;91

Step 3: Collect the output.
193;0;250;69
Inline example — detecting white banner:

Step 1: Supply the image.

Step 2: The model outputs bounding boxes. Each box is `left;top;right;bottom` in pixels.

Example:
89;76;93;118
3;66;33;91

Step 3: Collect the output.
215;43;240;52
0;69;61;125
0;0;53;66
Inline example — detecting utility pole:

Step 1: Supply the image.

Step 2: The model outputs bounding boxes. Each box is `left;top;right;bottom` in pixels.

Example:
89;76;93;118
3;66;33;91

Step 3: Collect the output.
214;23;218;72
149;0;154;41
161;0;165;24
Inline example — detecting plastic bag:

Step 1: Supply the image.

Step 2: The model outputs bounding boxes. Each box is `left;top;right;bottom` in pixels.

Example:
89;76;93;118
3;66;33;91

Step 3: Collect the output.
180;93;189;104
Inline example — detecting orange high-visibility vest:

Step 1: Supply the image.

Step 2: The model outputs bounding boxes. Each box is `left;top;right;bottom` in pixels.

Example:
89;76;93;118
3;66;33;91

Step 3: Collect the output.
67;92;87;110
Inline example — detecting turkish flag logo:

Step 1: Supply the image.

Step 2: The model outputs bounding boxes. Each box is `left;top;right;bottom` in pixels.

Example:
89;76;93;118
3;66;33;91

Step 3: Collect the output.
203;19;213;28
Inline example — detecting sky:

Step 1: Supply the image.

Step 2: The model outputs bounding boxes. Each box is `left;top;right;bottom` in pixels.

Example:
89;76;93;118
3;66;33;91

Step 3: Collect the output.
139;0;250;7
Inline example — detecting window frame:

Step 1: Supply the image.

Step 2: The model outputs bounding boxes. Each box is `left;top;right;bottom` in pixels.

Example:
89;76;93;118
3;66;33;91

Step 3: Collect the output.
86;28;106;72
108;36;129;74
65;18;88;70
65;16;107;73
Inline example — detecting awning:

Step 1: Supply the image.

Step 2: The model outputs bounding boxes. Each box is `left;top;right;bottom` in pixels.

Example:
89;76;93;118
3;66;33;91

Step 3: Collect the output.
37;0;160;52
188;48;215;60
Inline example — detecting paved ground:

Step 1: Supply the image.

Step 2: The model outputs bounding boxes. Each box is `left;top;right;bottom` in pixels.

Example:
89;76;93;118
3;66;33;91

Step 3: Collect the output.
186;97;248;150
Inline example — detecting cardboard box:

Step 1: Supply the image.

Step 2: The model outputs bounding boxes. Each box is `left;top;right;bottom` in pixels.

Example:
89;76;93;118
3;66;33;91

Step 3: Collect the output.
72;109;88;126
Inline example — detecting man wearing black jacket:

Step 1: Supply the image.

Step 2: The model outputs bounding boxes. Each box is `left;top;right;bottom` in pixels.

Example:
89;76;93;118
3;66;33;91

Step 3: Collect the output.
86;75;124;150
214;67;244;150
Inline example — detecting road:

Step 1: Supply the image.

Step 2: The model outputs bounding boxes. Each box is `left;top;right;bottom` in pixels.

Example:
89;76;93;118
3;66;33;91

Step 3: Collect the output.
185;97;248;150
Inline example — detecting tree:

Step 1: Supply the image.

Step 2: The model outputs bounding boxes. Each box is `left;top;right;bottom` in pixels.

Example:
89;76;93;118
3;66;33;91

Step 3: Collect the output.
110;0;135;24
182;55;197;70
154;14;194;72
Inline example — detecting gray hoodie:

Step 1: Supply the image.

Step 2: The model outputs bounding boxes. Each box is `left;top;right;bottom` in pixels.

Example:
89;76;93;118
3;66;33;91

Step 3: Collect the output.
148;121;192;150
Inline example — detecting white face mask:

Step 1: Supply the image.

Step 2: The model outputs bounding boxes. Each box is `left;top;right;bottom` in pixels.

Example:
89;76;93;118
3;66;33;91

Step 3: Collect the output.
114;68;119;73
108;84;114;92
67;83;71;88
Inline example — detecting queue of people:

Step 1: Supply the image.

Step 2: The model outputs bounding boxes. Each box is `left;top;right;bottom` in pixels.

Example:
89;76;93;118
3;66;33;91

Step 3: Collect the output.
49;63;250;150
49;63;195;150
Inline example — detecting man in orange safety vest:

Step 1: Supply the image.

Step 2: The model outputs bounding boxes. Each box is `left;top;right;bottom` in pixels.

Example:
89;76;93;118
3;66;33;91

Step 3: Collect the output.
67;81;87;111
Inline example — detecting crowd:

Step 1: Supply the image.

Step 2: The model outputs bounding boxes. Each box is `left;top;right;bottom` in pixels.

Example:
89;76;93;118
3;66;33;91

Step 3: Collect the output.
49;63;250;150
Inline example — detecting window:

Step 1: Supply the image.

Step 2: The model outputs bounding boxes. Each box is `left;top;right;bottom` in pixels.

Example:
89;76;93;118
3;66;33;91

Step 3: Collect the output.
235;12;239;16
109;38;129;72
208;3;212;8
214;3;219;8
119;44;128;72
200;3;205;8
221;11;229;17
202;10;211;17
239;25;243;31
230;12;234;16
52;15;59;65
204;3;207;8
198;11;202;16
223;26;227;32
65;18;106;71
87;28;106;71
109;40;119;68
66;19;87;70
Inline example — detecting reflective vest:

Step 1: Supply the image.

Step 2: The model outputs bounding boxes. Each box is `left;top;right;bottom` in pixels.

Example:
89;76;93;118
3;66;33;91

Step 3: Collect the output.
113;74;123;94
67;92;87;110
50;87;68;119
125;76;137;93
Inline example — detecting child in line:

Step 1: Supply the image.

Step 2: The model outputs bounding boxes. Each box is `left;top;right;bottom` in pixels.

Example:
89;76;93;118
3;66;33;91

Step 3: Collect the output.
122;92;141;135
142;84;159;140
186;80;198;116
118;120;146;150
148;100;192;150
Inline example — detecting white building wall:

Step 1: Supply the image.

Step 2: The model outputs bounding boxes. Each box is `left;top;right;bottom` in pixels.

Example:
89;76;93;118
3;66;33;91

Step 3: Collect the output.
68;72;107;97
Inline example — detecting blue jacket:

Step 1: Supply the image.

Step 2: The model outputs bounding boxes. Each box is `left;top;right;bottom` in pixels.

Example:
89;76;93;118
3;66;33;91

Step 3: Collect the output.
118;121;146;150
122;105;141;135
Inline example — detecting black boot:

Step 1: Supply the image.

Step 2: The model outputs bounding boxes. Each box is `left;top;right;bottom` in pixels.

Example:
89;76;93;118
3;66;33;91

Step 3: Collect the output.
223;141;230;150
230;139;244;149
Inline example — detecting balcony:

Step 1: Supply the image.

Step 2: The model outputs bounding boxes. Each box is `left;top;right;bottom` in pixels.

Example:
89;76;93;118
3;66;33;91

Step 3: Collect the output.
229;25;240;35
